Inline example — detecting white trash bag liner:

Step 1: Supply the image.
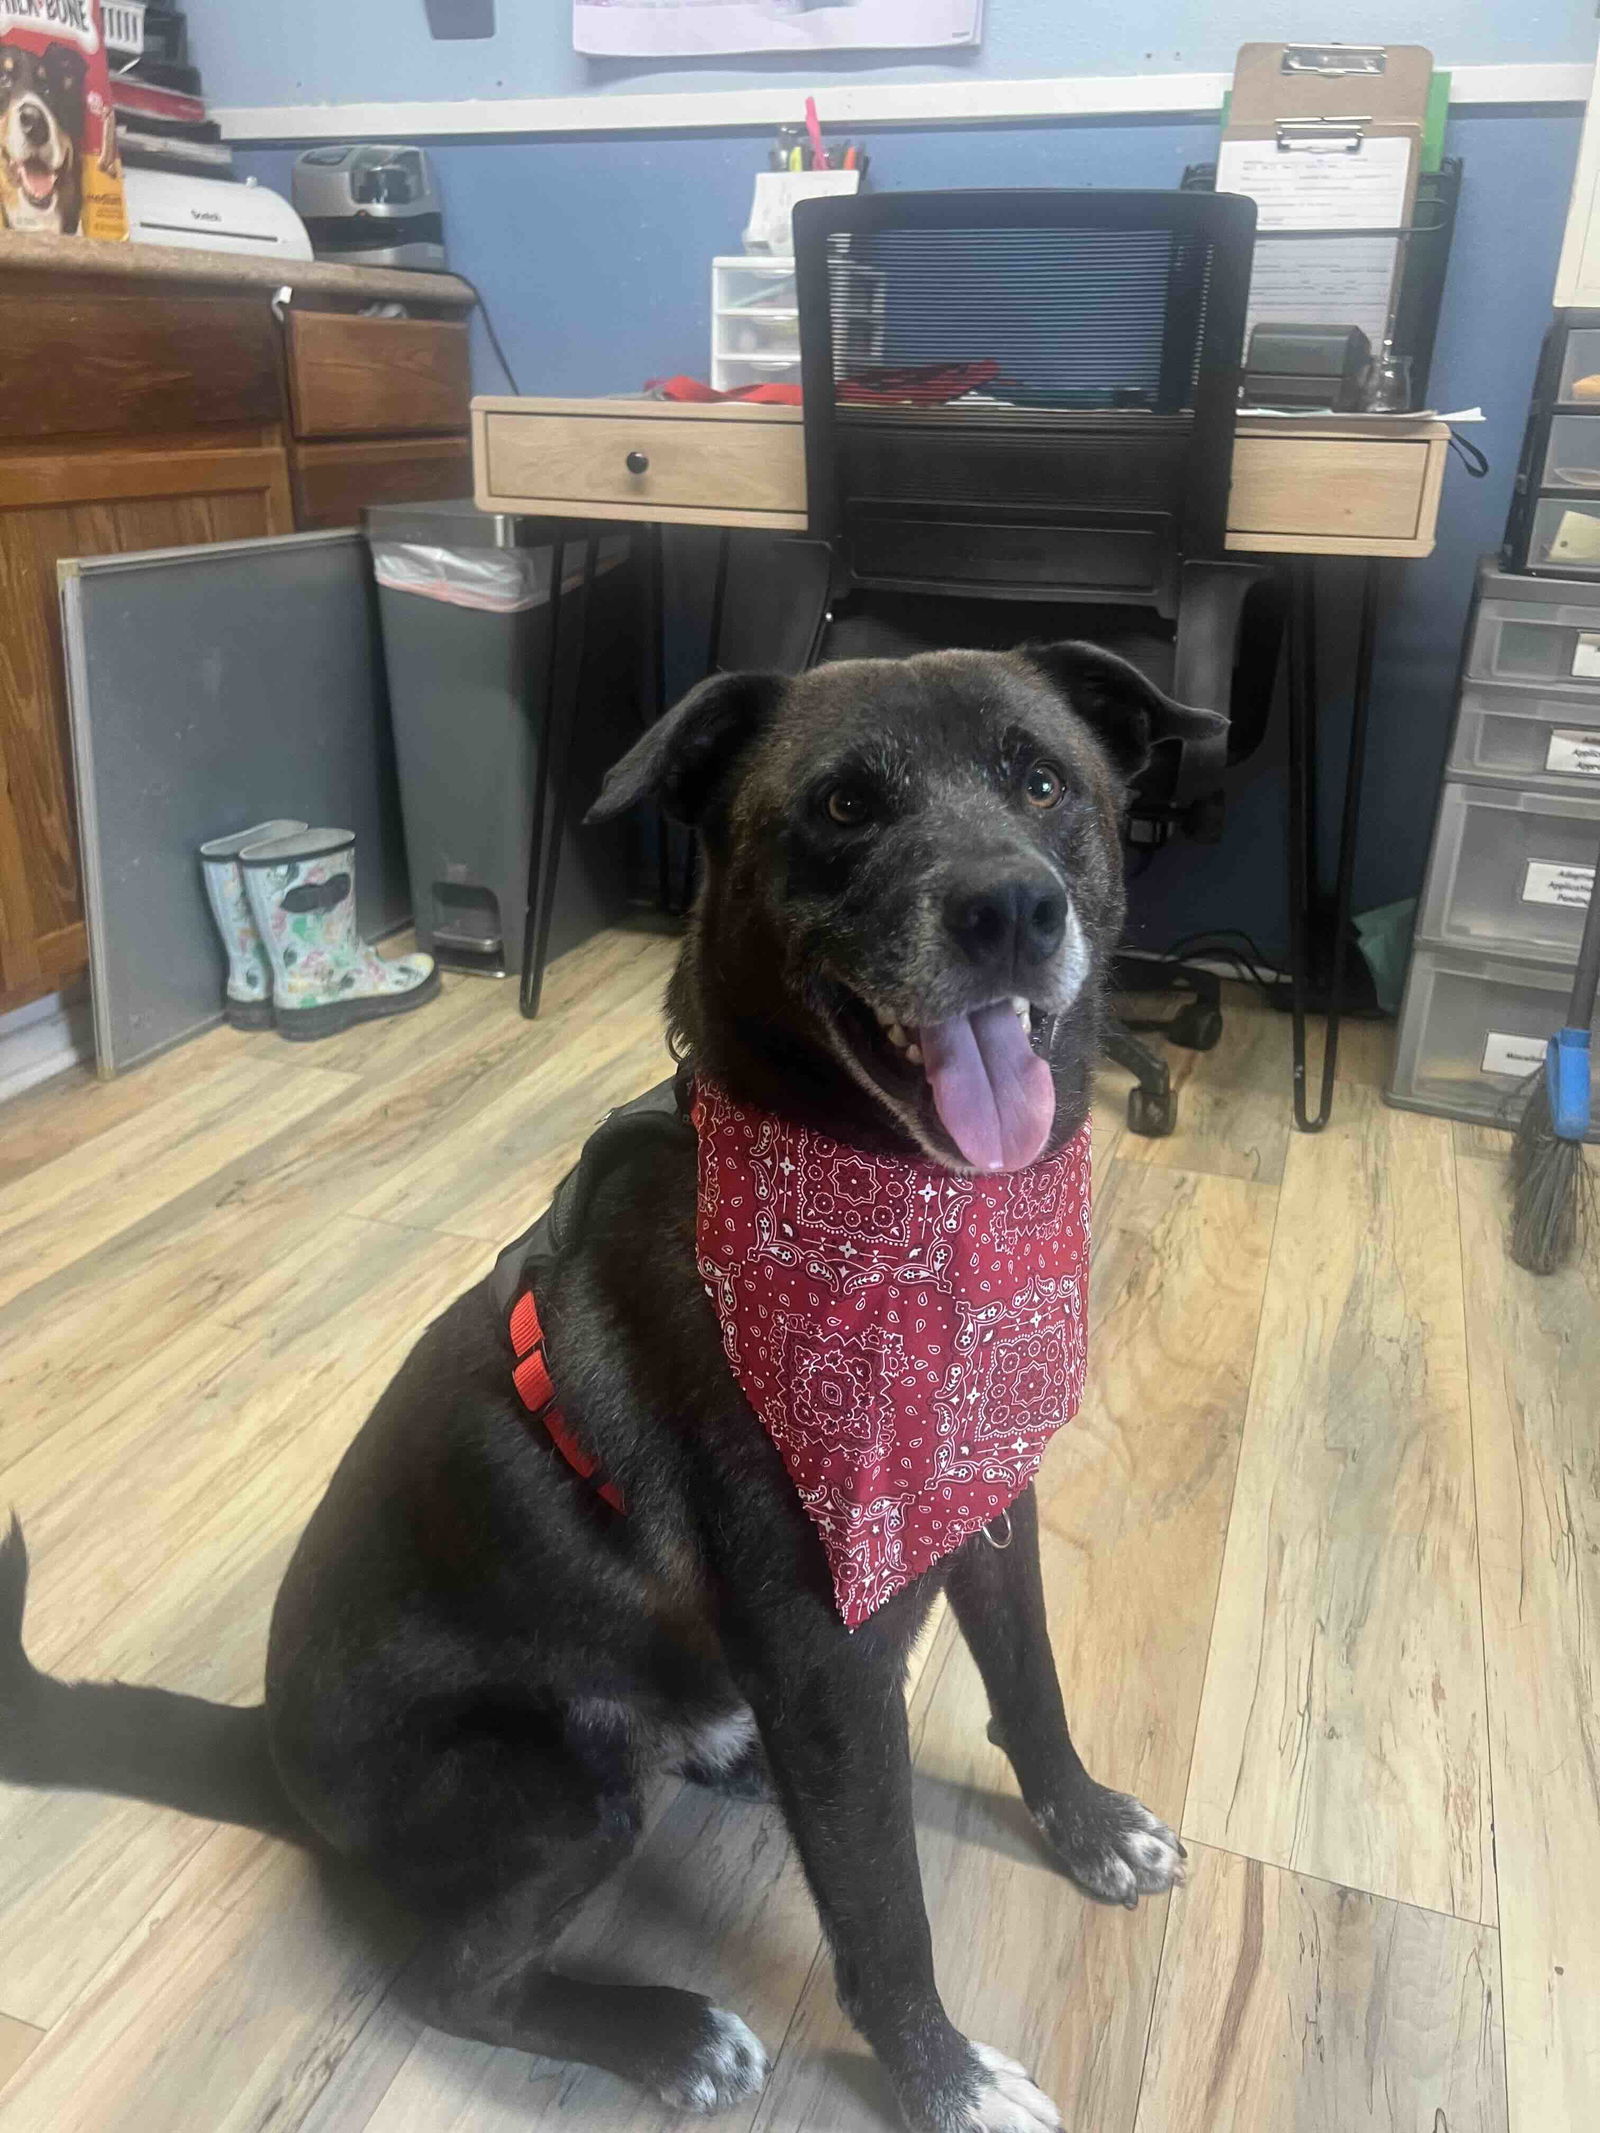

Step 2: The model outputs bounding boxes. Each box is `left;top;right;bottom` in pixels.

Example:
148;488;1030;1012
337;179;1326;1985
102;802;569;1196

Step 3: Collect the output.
371;542;552;613
371;537;629;615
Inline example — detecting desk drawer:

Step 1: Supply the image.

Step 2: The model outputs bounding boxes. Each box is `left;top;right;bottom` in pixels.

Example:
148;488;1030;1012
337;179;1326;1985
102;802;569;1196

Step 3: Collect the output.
287;312;470;439
1227;436;1434;548
477;405;806;525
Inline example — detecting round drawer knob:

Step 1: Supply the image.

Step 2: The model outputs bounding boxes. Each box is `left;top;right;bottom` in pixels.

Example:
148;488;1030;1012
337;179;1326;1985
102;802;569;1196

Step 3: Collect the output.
625;449;650;475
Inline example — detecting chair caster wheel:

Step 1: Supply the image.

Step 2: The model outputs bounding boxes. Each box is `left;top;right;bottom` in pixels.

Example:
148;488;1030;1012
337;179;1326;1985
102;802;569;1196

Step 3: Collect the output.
1127;1086;1176;1137
1169;1002;1224;1051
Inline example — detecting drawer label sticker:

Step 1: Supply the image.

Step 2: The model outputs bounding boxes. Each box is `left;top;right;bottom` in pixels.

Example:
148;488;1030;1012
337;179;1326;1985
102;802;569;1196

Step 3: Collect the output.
1521;858;1596;909
1482;1030;1550;1078
1573;632;1600;678
1546;727;1600;776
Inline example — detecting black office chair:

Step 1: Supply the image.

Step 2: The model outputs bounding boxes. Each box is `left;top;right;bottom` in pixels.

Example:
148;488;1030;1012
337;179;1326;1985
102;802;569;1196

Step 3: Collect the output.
790;188;1280;1135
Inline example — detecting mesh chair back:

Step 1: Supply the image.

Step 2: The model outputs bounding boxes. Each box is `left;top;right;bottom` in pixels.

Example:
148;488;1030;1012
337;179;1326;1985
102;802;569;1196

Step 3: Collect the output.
794;190;1255;610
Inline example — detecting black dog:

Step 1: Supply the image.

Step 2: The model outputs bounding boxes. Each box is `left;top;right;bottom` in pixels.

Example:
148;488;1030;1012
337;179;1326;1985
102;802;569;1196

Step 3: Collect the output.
0;42;86;236
0;644;1218;2132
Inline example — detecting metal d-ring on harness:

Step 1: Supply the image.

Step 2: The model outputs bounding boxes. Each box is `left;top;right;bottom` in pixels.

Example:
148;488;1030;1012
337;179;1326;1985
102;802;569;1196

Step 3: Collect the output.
982;1509;1014;1550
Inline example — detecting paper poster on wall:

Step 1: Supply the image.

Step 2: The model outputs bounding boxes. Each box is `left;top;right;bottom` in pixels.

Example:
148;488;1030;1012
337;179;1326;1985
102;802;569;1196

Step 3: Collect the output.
574;0;982;59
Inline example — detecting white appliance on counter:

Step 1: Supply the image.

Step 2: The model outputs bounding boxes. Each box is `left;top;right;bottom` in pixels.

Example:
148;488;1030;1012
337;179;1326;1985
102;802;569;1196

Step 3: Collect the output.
121;170;314;260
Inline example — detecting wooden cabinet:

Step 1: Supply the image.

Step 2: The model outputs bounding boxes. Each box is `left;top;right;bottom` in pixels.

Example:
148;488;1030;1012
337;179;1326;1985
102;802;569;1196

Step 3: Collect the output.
0;235;476;1017
0;435;294;1011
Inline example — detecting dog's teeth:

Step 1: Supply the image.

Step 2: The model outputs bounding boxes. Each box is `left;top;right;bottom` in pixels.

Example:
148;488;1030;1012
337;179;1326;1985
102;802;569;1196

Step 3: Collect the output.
1012;996;1029;1020
886;1022;908;1049
906;1042;923;1064
874;1005;895;1027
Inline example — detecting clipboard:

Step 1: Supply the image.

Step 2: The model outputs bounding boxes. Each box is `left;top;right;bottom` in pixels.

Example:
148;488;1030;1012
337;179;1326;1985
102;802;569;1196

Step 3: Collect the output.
1219;42;1434;354
1230;41;1433;131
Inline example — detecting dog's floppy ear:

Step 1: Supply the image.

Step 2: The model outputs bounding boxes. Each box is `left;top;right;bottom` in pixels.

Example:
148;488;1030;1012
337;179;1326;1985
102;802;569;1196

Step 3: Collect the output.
586;669;786;828
1022;641;1226;784
41;42;87;112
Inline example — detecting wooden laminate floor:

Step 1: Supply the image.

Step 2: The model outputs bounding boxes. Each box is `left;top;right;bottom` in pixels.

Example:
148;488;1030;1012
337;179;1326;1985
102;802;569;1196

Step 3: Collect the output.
0;925;1594;2133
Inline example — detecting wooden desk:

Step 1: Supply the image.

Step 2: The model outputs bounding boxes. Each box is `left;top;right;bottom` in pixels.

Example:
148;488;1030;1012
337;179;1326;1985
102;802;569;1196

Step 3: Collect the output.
473;397;1450;560
470;395;1454;1126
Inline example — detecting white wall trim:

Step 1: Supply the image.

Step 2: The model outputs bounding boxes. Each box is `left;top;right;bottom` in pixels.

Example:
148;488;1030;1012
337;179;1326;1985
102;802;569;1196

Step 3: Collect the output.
213;60;1591;145
0;986;92;1106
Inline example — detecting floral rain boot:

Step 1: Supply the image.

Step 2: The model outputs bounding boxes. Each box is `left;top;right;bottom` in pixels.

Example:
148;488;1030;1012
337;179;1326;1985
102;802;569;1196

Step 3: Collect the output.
238;827;439;1041
198;820;309;1030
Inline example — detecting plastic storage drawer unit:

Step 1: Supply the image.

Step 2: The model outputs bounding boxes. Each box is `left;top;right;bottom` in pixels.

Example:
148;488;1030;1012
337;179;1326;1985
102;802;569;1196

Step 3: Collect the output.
1466;581;1600;688
1449;680;1600;790
1417;780;1600;964
1388;943;1600;1133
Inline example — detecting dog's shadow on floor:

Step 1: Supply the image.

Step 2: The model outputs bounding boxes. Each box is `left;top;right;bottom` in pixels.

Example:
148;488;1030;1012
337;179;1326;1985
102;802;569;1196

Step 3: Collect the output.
809;2047;904;2125
911;1770;1050;1869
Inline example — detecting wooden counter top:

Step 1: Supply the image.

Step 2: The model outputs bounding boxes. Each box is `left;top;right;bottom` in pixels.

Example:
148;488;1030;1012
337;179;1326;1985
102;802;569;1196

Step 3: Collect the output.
0;229;475;308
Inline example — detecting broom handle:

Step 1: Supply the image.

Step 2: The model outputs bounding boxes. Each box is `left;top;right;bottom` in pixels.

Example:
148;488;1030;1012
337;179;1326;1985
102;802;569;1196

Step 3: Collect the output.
1573;832;1600;1030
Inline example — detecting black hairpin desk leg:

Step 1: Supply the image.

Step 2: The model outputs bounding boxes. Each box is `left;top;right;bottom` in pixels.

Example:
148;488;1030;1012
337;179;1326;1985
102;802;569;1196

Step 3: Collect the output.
1286;556;1381;1133
520;530;597;1019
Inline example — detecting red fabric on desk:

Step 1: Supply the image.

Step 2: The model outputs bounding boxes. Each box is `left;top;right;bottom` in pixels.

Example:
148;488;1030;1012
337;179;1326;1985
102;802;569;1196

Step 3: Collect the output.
645;376;804;405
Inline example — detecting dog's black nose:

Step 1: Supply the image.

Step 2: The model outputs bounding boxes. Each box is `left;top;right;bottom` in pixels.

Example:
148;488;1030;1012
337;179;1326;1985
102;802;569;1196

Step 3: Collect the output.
20;103;50;147
944;874;1067;972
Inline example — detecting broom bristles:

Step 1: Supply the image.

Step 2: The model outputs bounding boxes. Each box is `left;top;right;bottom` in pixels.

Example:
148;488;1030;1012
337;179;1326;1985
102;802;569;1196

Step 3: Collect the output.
1508;1073;1596;1275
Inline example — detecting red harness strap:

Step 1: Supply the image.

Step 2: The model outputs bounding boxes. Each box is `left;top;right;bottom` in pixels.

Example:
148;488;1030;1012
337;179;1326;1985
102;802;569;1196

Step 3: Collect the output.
508;1289;626;1514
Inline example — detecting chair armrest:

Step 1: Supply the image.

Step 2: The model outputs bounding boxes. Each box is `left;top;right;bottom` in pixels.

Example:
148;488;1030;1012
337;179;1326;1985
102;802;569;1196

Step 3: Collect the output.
1167;559;1271;809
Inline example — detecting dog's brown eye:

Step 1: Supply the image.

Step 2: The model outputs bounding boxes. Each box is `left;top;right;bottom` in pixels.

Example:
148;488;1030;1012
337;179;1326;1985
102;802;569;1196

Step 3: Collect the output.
825;785;872;827
1024;762;1064;810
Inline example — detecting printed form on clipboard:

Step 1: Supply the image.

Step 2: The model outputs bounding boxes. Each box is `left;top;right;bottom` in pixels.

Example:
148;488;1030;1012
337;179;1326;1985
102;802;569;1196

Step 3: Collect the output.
1216;131;1412;351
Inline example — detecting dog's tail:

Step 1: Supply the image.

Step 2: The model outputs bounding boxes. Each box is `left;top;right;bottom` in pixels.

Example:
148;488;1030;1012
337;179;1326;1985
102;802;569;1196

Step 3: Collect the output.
0;1516;307;1840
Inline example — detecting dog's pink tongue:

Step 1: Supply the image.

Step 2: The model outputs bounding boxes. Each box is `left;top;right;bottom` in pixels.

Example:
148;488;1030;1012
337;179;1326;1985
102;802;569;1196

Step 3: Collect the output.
917;1001;1054;1173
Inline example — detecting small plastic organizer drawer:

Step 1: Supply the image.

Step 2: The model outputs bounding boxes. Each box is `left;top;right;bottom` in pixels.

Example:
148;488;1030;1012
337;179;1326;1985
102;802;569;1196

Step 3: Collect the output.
1467;592;1600;685
1388;944;1600;1132
1542;411;1600;489
1527;498;1600;574
1417;781;1599;963
1449;681;1600;789
1557;327;1600;404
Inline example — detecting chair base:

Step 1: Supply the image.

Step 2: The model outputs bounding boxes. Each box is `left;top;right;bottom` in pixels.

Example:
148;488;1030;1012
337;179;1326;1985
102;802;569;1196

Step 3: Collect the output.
1106;954;1227;1136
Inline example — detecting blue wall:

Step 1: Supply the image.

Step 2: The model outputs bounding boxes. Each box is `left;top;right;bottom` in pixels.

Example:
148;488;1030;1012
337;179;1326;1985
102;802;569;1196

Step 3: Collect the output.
237;102;1583;953
189;3;1589;109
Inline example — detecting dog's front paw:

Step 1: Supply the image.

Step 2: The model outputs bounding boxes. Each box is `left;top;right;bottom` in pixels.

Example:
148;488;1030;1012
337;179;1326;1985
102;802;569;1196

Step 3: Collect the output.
1033;1782;1186;1907
955;2044;1062;2131
653;2006;769;2114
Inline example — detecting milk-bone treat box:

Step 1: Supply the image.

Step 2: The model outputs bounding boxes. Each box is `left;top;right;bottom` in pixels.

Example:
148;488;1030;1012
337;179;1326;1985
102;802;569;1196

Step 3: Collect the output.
1;0;127;239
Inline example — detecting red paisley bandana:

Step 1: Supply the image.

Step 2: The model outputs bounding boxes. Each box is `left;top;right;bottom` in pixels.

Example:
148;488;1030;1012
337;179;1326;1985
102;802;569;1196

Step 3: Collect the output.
692;1082;1091;1628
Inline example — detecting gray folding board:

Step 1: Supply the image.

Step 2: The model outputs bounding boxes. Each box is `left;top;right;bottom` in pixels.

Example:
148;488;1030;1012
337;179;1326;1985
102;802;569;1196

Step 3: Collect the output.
61;529;408;1077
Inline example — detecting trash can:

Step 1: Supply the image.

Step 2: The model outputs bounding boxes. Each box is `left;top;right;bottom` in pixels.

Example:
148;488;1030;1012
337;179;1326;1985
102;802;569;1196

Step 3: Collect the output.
366;499;636;986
